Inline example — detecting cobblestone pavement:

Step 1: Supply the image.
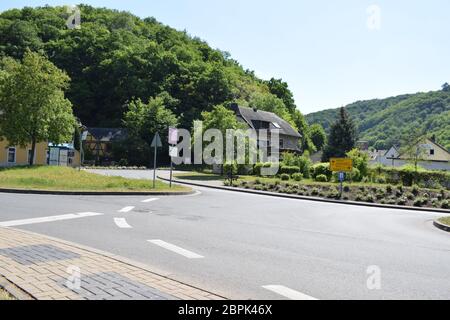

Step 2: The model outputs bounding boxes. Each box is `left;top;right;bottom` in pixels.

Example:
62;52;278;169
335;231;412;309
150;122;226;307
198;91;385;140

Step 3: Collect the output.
0;227;225;300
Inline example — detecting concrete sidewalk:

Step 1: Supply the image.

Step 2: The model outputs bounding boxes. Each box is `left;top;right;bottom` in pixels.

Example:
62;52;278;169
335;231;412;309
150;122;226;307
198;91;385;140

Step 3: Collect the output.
0;227;225;300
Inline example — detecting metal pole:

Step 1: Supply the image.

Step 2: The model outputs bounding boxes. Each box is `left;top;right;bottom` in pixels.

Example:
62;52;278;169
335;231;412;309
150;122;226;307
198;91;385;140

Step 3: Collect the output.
169;157;173;188
339;172;344;199
79;129;83;171
153;144;157;189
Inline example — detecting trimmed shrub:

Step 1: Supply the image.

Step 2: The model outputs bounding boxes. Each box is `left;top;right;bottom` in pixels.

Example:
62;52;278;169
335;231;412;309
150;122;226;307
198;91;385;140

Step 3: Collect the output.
292;173;304;182
441;200;450;209
223;162;238;176
315;174;328;182
280;166;300;176
280;174;290;181
311;163;332;180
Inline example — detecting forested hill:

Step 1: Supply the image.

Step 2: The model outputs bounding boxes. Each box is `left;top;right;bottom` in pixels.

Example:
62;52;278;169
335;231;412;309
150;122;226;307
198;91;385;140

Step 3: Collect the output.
0;5;300;129
306;89;450;151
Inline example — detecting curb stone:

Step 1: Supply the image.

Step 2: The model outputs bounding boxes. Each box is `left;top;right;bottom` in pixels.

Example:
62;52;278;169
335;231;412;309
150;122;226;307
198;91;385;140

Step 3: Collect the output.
0;188;195;196
159;176;450;214
433;220;450;233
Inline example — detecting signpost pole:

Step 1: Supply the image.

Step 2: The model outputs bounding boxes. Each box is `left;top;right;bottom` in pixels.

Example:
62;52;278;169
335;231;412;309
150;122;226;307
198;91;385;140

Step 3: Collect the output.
153;143;157;189
169;158;173;188
339;172;344;199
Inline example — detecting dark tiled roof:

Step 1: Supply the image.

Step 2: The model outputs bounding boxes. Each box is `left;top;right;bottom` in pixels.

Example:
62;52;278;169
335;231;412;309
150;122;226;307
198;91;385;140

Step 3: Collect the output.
231;104;302;138
87;128;127;142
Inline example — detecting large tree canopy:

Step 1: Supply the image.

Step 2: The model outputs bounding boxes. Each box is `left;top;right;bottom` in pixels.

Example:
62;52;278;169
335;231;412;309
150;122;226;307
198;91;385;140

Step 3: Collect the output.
0;50;76;165
0;5;306;132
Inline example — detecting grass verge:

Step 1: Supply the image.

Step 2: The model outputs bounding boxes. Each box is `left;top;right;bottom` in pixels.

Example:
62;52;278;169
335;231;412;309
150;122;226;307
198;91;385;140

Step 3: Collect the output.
438;217;450;226
0;166;190;192
174;172;225;181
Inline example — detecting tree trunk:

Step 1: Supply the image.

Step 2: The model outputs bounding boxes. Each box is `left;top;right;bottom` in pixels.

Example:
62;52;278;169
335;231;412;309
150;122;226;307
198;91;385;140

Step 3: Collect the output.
29;138;36;166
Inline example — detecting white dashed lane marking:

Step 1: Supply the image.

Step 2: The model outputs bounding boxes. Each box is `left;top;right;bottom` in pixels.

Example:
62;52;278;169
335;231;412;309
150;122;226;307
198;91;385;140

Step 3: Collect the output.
114;218;132;229
118;206;135;213
148;240;204;259
141;198;159;203
0;212;104;227
262;285;318;300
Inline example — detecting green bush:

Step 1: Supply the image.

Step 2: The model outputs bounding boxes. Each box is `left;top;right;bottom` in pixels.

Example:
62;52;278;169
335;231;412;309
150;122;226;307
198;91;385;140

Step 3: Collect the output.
310;163;332;180
414;197;427;207
441;200;450;209
280;166;300;175
411;184;420;196
292;173;304;182
280;174;290;181
315;174;328;182
386;185;394;194
223;162;238;176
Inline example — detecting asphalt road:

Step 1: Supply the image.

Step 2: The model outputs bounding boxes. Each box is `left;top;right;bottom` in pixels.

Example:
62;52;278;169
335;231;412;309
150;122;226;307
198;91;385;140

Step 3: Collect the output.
0;169;449;300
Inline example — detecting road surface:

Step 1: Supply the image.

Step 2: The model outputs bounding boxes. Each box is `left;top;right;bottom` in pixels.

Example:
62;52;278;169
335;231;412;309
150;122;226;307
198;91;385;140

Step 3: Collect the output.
0;169;449;300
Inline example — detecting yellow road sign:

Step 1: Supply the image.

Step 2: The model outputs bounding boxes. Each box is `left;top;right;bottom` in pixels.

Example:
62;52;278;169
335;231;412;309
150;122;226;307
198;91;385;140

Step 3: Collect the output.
330;158;353;172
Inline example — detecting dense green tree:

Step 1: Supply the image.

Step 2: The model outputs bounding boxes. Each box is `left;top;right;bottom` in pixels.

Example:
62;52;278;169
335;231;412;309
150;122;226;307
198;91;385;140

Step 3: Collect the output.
443;82;450;92
292;110;316;153
0;5;281;129
121;96;178;165
265;78;296;114
249;92;296;128
322;107;357;161
309;123;327;151
0;50;76;165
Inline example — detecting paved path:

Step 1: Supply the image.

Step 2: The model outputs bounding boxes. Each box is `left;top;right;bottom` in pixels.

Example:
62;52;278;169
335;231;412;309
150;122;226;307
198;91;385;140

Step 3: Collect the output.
0;169;449;300
0;227;223;300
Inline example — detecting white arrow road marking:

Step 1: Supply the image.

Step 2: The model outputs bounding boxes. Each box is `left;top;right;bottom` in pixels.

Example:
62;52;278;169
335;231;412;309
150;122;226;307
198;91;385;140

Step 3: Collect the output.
141;198;159;203
262;285;318;300
114;218;132;229
118;206;135;213
148;240;204;259
0;212;104;227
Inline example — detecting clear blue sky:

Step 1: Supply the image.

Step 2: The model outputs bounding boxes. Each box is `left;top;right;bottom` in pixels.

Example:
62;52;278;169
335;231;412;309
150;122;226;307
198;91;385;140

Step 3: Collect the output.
1;1;449;114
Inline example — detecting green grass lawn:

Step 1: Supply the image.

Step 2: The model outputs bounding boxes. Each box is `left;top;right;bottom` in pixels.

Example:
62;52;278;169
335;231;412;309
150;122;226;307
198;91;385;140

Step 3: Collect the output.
0;166;190;192
174;172;225;181
438;217;450;226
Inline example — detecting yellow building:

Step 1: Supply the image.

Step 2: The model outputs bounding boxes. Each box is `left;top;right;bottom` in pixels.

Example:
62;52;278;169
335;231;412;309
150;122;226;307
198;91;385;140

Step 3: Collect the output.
0;140;48;166
0;139;81;167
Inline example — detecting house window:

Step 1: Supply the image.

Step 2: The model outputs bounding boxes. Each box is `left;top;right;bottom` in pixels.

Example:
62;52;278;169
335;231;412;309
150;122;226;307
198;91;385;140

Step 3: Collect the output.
430;149;435;156
7;147;16;163
280;139;284;149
